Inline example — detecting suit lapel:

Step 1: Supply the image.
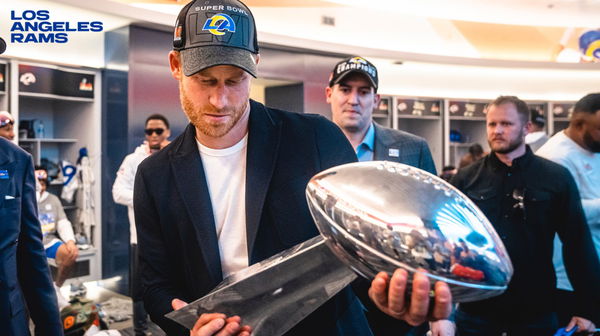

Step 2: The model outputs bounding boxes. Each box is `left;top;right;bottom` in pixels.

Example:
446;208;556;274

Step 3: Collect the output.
0;150;16;209
170;124;223;284
245;101;281;255
373;123;390;160
373;123;402;161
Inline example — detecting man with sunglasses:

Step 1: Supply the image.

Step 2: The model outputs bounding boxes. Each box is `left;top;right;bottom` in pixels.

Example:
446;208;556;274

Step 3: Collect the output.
0;111;15;140
113;113;171;336
450;96;600;335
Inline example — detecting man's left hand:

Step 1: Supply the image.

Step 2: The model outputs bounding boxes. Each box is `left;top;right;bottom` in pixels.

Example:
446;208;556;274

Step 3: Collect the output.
66;240;79;257
566;316;596;334
368;268;452;326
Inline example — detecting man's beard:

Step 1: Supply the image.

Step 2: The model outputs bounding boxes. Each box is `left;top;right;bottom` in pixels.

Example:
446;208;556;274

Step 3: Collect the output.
489;129;525;154
583;131;600;153
179;82;247;138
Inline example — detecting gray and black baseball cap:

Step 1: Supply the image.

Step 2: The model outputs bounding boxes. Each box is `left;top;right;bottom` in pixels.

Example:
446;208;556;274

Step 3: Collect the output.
329;56;378;91
173;0;259;77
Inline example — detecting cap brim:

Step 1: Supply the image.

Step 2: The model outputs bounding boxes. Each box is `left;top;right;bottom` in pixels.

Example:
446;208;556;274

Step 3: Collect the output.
331;70;377;90
181;46;257;77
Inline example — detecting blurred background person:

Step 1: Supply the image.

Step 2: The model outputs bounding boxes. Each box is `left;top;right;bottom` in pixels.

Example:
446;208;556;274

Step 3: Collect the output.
458;143;486;168
35;166;78;308
525;109;549;152
537;93;600;327
113;113;171;336
0;111;15;140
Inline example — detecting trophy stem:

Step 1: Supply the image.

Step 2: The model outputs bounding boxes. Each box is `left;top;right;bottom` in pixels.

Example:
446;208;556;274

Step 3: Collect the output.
166;236;358;335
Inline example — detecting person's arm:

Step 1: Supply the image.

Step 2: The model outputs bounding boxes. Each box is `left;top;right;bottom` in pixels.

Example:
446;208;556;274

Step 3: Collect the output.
113;155;135;207
55;197;75;243
18;154;63;335
556;170;600;320
134;163;188;335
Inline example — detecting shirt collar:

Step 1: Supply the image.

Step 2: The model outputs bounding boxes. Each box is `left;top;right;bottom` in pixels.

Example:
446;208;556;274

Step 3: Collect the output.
488;145;534;170
357;123;375;152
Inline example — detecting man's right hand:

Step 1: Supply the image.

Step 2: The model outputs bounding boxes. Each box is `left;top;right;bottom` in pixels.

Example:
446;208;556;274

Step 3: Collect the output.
171;299;252;336
368;269;452;326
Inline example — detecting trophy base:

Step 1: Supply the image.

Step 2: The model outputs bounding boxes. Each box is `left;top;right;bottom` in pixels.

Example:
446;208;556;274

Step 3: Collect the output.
166;236;357;335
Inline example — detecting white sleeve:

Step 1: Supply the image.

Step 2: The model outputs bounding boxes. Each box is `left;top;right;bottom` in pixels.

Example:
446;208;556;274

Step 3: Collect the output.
112;155;135;207
57;218;76;243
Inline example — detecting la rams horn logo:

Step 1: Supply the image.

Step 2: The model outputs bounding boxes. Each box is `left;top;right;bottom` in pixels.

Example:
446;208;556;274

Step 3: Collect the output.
203;13;236;36
349;57;367;64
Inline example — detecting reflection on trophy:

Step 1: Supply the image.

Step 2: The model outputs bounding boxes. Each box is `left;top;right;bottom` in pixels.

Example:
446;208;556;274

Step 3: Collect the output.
307;161;513;303
167;162;513;335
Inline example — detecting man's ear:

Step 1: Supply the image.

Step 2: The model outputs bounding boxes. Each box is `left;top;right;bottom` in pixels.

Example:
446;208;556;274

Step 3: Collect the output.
523;121;532;136
570;113;587;130
169;50;183;80
325;86;333;104
374;93;381;106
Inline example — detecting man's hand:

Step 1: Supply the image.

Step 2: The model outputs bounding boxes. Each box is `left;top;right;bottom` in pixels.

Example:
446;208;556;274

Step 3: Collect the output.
171;299;252;336
368;269;452;326
65;240;78;259
566;316;596;334
428;319;456;336
56;240;78;266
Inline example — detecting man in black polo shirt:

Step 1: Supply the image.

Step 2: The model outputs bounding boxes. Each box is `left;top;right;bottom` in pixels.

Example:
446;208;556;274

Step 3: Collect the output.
451;96;600;335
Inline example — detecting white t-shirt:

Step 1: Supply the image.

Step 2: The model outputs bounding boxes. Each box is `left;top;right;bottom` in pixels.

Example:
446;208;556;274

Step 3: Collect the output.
537;131;600;290
197;135;249;278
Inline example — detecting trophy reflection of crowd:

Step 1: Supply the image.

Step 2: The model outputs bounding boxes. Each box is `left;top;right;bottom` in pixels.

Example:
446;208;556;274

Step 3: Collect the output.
326;189;495;286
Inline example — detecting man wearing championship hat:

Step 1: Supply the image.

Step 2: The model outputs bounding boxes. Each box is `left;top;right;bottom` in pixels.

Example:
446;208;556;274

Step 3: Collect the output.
326;57;436;172
326;57;449;336
134;1;452;335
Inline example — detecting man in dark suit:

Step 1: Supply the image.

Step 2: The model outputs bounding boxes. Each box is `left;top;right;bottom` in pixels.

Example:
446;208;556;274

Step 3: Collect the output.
327;57;451;335
0;136;63;336
326;56;437;175
134;1;452;335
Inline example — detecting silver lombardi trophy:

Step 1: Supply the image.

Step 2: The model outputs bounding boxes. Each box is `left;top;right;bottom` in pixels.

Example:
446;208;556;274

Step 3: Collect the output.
167;161;513;335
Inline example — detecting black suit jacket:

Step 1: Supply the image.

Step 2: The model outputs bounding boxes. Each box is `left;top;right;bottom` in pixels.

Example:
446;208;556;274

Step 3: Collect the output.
134;100;374;335
373;123;437;175
0;137;63;336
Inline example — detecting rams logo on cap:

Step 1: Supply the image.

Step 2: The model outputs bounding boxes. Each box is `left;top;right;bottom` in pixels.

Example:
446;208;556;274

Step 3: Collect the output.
202;13;236;36
349;57;368;65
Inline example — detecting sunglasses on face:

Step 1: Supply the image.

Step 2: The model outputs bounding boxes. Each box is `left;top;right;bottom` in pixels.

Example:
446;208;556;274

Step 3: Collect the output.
144;128;165;136
35;170;48;180
0;119;14;128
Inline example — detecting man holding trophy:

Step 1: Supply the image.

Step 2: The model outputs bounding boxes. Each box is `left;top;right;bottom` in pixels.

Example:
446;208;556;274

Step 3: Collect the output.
133;0;452;335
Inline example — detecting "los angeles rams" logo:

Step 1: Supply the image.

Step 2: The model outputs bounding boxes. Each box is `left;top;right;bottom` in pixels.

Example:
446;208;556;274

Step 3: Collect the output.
202;13;236;36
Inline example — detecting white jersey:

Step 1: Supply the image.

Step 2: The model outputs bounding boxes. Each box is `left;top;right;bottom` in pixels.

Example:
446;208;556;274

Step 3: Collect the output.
537;131;600;290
